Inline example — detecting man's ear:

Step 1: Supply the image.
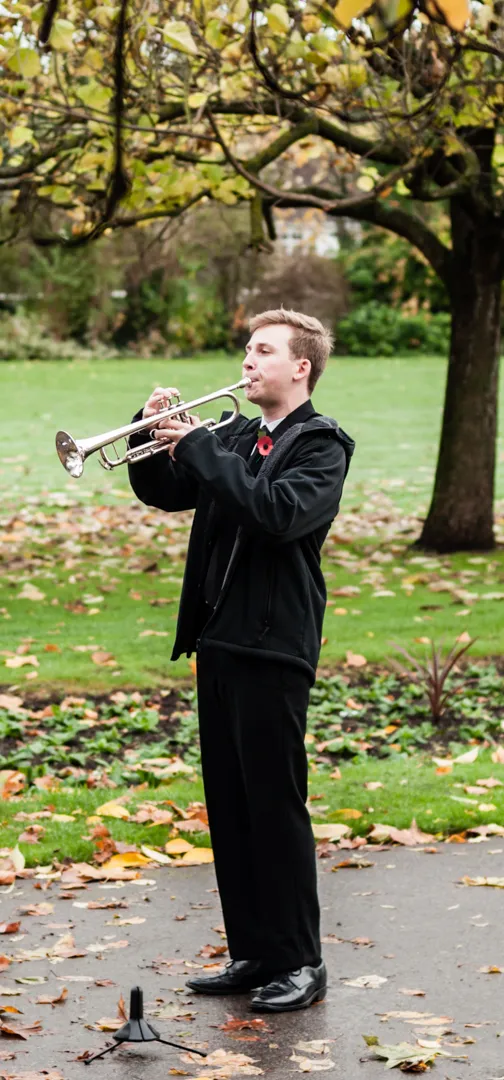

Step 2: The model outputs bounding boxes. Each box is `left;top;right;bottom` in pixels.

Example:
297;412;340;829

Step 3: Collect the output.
293;358;311;382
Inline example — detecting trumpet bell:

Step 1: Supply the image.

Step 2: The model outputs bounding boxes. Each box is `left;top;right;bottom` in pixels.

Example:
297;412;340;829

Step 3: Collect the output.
55;431;86;478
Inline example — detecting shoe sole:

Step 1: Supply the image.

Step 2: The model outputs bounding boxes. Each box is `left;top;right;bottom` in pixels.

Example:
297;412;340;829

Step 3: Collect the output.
186;983;256;995
250;984;327;1013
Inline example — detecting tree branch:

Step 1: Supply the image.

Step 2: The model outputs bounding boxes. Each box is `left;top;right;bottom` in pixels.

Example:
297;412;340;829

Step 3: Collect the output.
29;191;210;245
269;186;452;284
157;98;405;166
207;108;419;214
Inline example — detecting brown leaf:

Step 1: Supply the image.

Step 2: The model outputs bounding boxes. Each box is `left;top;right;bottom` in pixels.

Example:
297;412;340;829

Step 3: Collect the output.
197;944;228;959
0;772;25;799
36;986;68;1006
368;818;435;846
90;651;116;667
0;923;20;935
0;695;24;710
0;1018;43;1039
219;1017;271;1033
18;904;54;917
344;650;367;667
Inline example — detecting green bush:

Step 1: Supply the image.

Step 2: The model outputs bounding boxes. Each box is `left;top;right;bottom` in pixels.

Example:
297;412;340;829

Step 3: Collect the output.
0;312;118;361
336;302;451;357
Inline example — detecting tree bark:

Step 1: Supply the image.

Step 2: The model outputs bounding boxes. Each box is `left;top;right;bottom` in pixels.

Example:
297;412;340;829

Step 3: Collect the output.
418;201;502;551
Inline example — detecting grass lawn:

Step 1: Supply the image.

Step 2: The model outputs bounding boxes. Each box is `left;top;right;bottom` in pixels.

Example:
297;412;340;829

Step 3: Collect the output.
1;751;503;868
1;355;504;687
1;352;504;845
2;352;503;509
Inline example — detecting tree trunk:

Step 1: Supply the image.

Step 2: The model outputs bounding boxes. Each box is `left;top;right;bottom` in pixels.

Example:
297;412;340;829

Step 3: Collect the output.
418;203;502;552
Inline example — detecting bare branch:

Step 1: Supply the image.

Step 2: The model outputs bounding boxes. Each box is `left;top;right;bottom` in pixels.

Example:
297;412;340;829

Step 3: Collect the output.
207;107;420;213
248;0;316;104
29;191;210;246
266;185;452;283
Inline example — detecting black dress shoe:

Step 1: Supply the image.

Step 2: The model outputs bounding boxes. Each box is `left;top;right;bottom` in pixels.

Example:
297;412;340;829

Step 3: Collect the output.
249;960;327;1012
186;959;278;995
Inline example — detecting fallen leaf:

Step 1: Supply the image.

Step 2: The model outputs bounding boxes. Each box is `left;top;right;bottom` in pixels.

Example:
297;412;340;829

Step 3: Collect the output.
94;801;130;820
17;583;45;601
91;651;116;667
36;986;68;1006
344;650;367;667
5;656;38;669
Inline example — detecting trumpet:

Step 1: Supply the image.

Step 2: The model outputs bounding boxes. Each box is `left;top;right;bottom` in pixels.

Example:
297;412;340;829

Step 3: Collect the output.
55;377;252;478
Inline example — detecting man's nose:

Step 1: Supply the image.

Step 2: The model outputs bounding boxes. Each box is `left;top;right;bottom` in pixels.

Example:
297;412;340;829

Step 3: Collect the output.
243;354;255;371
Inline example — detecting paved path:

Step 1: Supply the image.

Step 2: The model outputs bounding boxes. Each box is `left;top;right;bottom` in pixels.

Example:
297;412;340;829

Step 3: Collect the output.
1;842;504;1078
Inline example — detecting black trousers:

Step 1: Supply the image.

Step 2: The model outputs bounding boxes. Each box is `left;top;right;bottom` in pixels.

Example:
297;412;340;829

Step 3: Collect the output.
196;643;321;972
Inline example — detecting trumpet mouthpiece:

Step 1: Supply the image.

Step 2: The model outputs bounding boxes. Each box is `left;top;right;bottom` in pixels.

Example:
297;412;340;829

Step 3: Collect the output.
55;431;85;478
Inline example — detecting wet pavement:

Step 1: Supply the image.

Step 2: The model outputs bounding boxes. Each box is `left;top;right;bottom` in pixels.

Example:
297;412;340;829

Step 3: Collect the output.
1;841;504;1078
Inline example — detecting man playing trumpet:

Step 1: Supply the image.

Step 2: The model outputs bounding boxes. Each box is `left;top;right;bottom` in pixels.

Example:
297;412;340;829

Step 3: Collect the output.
127;308;355;1013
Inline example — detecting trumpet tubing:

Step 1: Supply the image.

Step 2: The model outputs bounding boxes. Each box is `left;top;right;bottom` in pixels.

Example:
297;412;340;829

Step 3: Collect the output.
55;378;251;477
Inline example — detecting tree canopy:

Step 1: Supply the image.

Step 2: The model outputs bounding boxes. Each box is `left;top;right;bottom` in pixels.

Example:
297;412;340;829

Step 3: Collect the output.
0;0;498;258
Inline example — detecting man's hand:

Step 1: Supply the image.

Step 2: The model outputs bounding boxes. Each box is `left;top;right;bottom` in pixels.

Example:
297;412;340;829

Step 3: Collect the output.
153;415;202;459
142;386;181;427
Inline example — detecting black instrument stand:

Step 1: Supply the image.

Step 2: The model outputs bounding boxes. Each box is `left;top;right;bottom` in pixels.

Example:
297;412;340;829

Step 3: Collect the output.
83;986;208;1064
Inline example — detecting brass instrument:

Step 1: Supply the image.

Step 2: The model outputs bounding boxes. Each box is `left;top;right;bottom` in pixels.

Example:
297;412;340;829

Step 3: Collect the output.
55;377;251;478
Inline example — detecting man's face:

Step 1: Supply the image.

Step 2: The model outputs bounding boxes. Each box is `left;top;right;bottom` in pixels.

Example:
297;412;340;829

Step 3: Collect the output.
242;323;309;407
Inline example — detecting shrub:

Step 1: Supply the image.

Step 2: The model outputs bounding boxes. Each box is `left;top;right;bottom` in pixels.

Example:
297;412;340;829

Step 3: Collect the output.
0;312;118;361
336;301;451;356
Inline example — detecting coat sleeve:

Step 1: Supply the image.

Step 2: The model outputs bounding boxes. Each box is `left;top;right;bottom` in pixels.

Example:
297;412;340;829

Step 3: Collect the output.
173;426;347;542
126;410;199;512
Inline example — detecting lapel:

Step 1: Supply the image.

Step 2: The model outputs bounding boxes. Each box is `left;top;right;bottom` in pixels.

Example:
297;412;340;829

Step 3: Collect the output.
247;399;318;474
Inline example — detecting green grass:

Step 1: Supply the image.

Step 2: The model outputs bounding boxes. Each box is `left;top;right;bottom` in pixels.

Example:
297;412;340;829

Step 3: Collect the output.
1;355;504;689
1;754;502;868
2;353;503;508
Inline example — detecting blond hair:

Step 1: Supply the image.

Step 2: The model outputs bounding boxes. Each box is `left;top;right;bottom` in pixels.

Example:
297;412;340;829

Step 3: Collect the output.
248;307;333;394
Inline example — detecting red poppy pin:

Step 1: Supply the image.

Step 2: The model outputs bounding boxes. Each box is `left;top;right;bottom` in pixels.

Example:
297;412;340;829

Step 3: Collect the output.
257;434;274;456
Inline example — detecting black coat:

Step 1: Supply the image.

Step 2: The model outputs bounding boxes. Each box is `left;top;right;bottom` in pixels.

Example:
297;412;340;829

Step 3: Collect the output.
127;400;355;683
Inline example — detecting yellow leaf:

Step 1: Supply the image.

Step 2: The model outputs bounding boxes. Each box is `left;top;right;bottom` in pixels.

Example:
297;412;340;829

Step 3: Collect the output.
140;845;172;864
95;801;130;819
188;92;208;108
163;21;199;55
9;845;25;872
377;0;413;25
8;126;34;149
453;746;479;764
312;823;351;840
82;46;103;71
334;0;370;27
427;0;469;28
49;18;75;50
7;48;41;78
356;175;376;192
76;81;113;112
100;852;152;870
50;814;75;823
178;848;214;864
266;3;290;33
232;0;249;16
336;808;363;819
165;838;194;854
